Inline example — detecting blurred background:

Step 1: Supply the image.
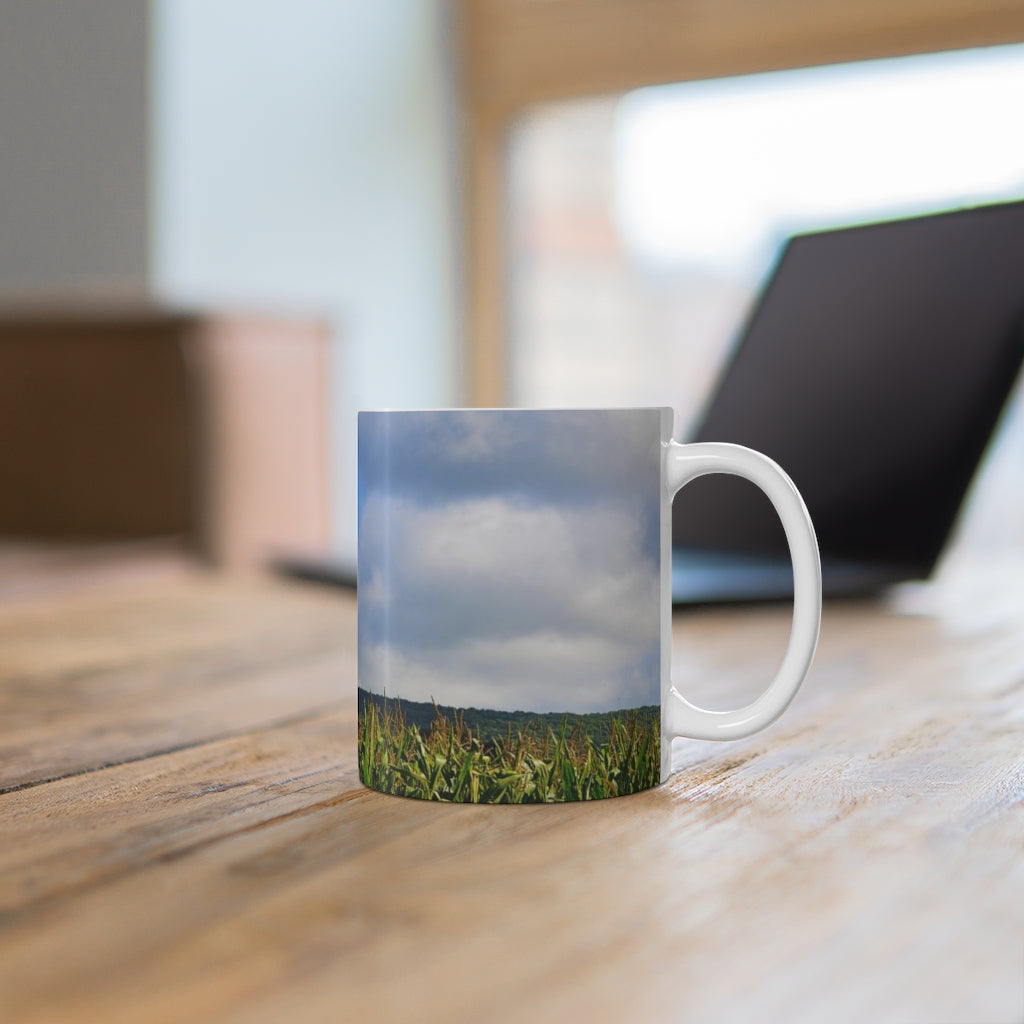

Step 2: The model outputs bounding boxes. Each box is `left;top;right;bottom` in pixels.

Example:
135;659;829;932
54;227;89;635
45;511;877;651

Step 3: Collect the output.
1;0;1024;589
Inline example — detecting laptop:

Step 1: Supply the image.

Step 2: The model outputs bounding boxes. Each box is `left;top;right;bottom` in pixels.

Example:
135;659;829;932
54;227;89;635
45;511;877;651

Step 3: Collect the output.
671;199;1024;603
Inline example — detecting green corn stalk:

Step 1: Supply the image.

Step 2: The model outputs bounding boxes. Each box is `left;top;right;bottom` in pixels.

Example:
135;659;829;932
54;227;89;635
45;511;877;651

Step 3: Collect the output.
357;696;659;803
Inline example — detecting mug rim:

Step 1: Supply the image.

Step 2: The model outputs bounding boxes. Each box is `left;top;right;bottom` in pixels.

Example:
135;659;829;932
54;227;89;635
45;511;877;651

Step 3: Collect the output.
358;405;675;414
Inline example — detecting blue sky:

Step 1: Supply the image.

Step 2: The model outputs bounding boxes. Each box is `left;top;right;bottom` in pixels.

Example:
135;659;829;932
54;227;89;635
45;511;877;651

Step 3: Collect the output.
358;409;665;713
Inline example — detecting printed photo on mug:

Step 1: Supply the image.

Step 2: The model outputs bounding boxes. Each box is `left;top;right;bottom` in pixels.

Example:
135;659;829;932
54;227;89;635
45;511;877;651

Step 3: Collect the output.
358;408;668;802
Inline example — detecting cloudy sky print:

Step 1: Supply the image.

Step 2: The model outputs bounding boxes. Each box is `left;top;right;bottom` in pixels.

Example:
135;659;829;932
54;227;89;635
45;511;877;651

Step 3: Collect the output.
358;409;669;714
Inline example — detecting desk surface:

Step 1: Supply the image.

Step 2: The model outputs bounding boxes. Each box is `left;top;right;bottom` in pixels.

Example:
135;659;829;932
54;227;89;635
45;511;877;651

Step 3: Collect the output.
1;557;1022;1023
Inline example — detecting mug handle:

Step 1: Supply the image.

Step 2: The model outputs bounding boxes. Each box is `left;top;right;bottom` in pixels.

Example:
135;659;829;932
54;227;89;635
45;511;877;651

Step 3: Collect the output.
663;441;822;742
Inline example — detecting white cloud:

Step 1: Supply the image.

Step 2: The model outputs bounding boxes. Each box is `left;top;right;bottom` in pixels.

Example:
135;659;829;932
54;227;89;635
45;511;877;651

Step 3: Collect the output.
361;631;655;713
363;492;658;643
358;490;661;712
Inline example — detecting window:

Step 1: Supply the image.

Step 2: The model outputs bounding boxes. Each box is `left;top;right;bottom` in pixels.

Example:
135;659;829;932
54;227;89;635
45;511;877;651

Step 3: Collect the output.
507;44;1024;437
503;43;1024;552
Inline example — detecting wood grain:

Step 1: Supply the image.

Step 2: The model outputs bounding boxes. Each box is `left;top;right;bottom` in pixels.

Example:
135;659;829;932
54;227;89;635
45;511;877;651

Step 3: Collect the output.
0;575;353;790
465;0;1024;115
0;711;353;921
0;560;1022;1022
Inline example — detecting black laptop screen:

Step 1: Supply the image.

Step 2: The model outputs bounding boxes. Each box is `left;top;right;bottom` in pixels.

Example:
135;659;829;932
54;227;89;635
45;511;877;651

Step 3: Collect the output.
672;200;1024;574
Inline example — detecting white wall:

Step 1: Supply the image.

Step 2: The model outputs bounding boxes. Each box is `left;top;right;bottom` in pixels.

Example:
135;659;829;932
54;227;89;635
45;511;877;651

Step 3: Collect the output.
0;1;459;556
0;0;149;297
151;0;460;557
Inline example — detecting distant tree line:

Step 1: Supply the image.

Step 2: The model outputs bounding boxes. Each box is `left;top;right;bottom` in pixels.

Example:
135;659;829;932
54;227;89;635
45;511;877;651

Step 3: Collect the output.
357;687;658;747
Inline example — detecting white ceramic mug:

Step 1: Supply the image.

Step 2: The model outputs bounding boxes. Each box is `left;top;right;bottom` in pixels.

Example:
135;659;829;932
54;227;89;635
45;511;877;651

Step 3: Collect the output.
358;408;821;802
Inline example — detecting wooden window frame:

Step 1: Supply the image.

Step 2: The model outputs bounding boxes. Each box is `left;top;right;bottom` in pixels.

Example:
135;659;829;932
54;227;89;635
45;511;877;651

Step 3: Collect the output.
459;0;1024;406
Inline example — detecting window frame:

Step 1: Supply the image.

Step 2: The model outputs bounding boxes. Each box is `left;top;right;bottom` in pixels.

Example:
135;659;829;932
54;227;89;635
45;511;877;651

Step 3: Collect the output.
458;0;1024;405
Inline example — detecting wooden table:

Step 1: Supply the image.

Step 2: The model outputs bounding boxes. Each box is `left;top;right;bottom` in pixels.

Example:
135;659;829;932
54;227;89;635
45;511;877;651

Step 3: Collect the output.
1;555;1022;1023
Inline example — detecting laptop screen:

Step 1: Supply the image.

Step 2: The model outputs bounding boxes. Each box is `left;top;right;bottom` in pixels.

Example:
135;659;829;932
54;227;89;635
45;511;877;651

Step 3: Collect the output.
672;200;1024;575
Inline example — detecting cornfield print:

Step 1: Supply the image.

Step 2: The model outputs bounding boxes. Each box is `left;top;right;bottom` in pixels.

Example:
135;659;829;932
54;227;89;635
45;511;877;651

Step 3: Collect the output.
358;690;660;802
358;409;668;802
